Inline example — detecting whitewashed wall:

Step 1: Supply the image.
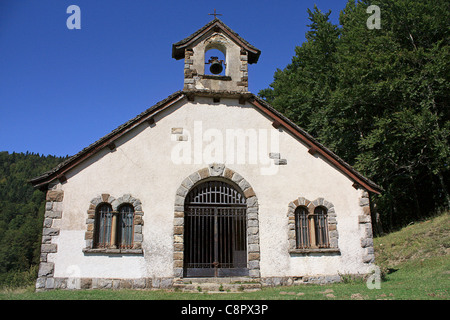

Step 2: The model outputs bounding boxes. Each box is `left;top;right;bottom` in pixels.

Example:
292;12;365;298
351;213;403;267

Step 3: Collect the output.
49;97;372;280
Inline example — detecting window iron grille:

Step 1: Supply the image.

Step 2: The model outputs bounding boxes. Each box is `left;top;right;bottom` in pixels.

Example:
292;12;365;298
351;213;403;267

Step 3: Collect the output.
95;204;113;248
294;206;330;249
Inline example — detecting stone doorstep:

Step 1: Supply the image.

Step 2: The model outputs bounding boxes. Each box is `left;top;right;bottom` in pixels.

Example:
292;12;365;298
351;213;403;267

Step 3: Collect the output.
176;277;257;284
173;277;261;292
174;283;261;293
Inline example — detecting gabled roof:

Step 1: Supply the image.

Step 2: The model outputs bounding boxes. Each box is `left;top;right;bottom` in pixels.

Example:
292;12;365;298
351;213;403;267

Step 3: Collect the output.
172;18;261;64
30;90;381;194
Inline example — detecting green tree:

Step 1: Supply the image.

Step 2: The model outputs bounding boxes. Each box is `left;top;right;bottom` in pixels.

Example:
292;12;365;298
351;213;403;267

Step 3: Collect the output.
0;151;66;286
260;5;340;142
259;0;449;232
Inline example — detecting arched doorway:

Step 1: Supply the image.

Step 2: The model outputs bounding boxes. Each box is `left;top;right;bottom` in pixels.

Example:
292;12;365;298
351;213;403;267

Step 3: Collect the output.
184;180;248;277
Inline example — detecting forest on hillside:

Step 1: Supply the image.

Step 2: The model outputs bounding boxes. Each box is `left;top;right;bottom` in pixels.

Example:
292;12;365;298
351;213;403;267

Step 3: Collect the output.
0;151;66;286
259;0;449;233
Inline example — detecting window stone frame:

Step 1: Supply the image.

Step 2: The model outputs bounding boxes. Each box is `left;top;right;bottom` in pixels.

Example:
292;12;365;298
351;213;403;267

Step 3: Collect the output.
287;197;339;254
83;193;144;254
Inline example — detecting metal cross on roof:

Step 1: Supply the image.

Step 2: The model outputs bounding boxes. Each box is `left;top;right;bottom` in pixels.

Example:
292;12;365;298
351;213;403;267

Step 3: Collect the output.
208;9;222;19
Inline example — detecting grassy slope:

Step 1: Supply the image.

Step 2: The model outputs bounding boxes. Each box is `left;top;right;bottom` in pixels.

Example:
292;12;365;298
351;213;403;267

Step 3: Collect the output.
374;212;449;268
369;211;450;299
1;212;449;300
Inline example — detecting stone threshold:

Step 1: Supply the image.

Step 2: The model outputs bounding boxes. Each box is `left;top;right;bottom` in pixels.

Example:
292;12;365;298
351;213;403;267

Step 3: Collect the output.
173;277;261;293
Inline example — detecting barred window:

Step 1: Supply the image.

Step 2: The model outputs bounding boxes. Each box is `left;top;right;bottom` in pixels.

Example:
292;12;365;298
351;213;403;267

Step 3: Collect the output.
118;204;135;249
294;206;310;249
294;206;330;249
313;206;330;248
94;203;113;248
93;203;135;249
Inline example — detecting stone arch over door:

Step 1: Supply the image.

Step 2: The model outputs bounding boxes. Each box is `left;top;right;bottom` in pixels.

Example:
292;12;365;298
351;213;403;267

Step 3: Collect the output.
173;164;260;278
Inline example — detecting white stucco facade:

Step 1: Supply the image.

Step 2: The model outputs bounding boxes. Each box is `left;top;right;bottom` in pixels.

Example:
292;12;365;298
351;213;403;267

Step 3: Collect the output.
41;97;374;285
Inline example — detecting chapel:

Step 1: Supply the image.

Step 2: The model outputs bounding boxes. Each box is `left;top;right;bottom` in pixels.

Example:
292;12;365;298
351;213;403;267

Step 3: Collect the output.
32;18;380;291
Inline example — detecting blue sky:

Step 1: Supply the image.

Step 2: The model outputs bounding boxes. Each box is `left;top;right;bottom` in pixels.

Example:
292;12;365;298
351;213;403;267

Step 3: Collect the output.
0;0;349;157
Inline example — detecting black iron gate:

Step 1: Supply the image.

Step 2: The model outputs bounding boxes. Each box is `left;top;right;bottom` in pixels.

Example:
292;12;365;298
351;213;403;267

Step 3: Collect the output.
184;181;248;277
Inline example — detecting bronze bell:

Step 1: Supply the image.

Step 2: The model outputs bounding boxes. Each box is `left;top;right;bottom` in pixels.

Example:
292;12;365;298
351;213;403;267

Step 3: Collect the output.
207;56;224;75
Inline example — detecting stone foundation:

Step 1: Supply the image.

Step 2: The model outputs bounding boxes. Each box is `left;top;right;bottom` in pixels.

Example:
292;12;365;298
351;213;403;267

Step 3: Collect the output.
36;277;174;291
36;274;369;291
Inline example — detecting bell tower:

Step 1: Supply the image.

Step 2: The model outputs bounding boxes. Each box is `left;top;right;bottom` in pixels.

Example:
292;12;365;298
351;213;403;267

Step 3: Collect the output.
172;18;261;92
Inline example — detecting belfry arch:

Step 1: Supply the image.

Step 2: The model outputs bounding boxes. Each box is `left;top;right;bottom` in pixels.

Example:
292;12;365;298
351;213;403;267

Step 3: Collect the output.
173;164;260;278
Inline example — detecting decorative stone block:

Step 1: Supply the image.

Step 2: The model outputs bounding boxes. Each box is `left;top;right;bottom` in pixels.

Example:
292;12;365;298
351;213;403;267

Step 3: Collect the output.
248;227;258;235
41;244;57;253
43;218;53;228
43;228;59;236
208;163;225;176
361;238;373;248
35;277;46;289
133;233;143;242
133;278;146;289
198;168;210;179
181;177;194;189
173;217;184;226
174;195;185;206
80;278;92;289
244;187;256;198
247;196;258;208
187;174;200;187
249;269;260;278
223;168;234;179
45;277;55;290
46;190;64;202
358;215;371;224
238;178;251;191
359;197;370;206
174;226;183;235
45;210;62;219
171;127;183;134
269;152;280;159
38;262;54;277
231;172;244;183
275;159;287;165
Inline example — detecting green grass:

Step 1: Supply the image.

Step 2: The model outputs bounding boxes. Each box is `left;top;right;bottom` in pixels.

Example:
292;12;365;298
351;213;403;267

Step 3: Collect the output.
1;212;449;300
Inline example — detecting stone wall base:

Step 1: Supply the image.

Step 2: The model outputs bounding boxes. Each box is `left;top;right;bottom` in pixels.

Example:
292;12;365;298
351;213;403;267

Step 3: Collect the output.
36;273;371;291
261;275;341;287
36;276;175;291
